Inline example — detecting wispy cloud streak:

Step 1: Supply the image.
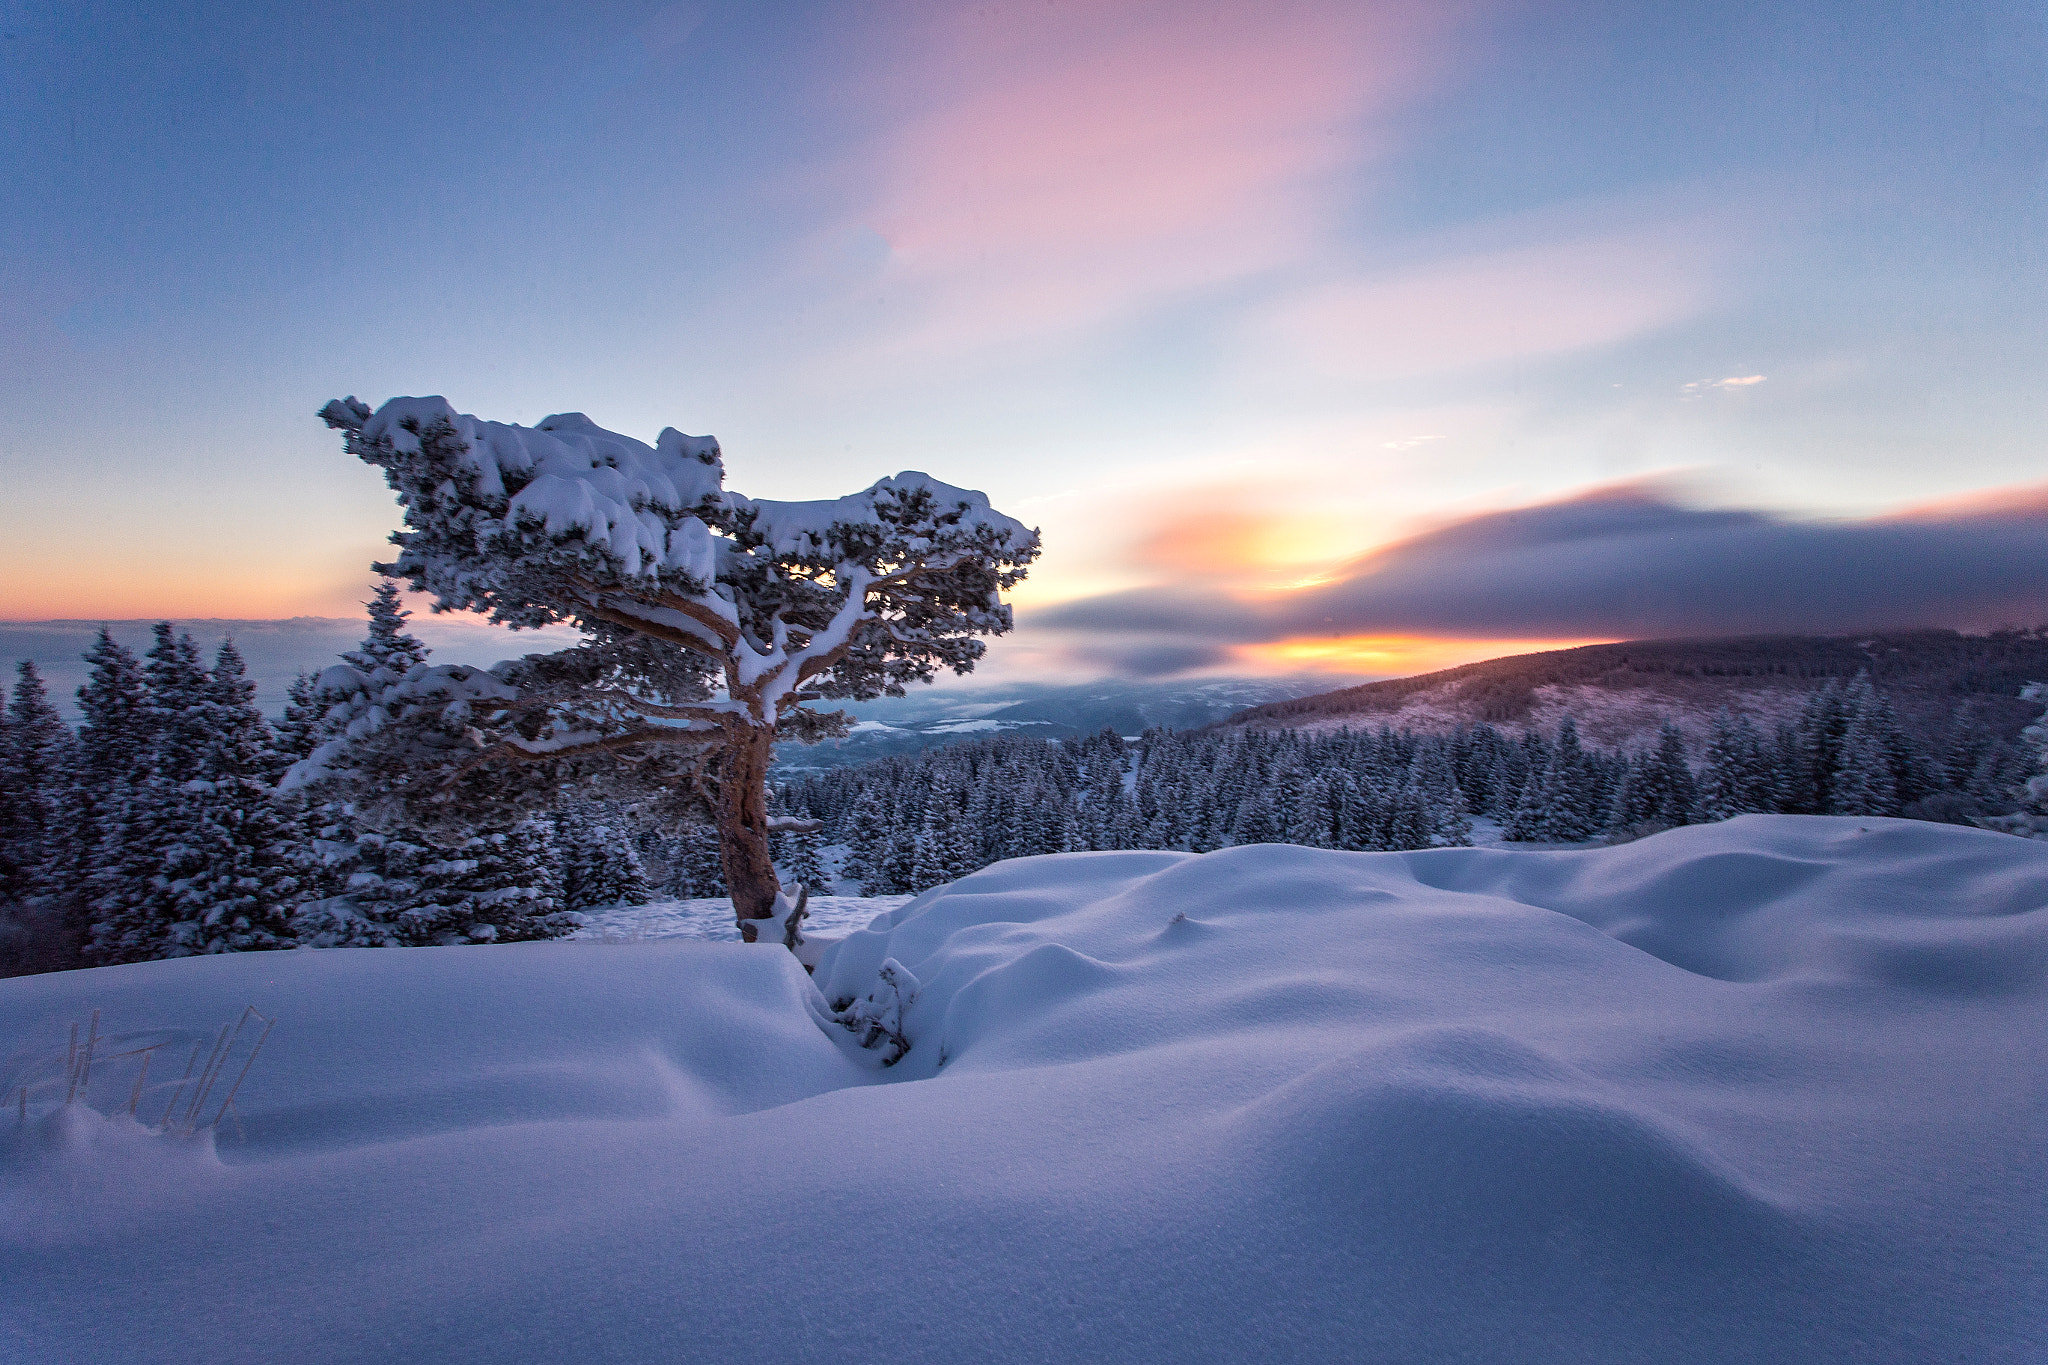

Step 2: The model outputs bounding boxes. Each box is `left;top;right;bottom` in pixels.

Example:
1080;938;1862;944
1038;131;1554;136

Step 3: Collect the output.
838;1;1457;362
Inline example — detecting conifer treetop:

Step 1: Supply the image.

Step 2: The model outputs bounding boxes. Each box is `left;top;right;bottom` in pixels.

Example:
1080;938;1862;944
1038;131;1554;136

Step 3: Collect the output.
307;398;1040;924
318;397;1039;714
313;395;1040;769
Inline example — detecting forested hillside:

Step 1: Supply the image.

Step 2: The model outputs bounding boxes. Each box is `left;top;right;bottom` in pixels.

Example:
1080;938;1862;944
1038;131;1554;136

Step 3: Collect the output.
1214;630;2048;750
778;670;2031;893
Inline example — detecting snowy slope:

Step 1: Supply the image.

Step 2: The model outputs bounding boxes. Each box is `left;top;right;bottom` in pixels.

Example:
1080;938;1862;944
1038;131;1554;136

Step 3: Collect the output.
4;816;2045;1363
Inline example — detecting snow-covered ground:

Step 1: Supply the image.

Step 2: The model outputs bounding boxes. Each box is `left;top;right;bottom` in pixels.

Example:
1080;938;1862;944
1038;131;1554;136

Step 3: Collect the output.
5;815;2044;1363
572;894;913;943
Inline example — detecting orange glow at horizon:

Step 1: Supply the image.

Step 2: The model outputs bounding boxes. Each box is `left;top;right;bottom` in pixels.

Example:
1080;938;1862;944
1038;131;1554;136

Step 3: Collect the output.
1884;479;2048;522
0;565;401;623
1132;506;1363;582
1238;634;1619;677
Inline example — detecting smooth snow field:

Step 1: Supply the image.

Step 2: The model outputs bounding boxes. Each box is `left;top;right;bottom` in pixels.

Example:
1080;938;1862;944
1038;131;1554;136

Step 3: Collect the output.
4;816;2044;1363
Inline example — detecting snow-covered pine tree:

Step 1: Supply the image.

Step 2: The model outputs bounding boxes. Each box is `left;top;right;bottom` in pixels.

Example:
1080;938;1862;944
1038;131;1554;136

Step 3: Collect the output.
288;586;585;947
349;579;432;679
1383;782;1438;850
1628;722;1698;829
142;623;214;784
907;815;948;892
271;671;325;779
1787;680;1850;814
1961;738;2025;816
1338;767;1392;850
287;585;437;946
781;830;827;892
1607;752;1647;831
880;826;921;892
52;630;153;941
312;397;1038;951
1830;705;1900;817
306;819;570;945
1233;786;1283;845
1501;729;1559;841
1407;743;1472;847
1979;683;2048;840
1503;755;1550;841
88;634;306;961
87;625;211;962
397;820;568;944
555;803;653;910
1699;710;1777;820
0;663;74;905
159;640;308;954
841;787;889;883
1938;703;1996;795
1528;721;1599;842
0;662;81;971
73;629;151;810
673;823;729;897
1029;780;1073;856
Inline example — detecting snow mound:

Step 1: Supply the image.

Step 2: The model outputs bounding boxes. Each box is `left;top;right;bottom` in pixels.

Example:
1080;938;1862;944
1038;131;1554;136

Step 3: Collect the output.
4;816;2043;1363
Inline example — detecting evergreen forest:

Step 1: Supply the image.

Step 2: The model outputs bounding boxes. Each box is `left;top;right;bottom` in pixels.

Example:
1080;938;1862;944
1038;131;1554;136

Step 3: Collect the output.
0;601;2037;975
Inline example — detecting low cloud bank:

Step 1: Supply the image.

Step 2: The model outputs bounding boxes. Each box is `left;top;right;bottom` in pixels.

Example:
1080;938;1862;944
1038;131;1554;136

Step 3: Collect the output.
1036;482;2048;672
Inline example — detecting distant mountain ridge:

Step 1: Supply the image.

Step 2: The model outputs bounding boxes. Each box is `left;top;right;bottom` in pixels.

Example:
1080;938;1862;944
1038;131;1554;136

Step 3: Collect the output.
1212;631;2048;752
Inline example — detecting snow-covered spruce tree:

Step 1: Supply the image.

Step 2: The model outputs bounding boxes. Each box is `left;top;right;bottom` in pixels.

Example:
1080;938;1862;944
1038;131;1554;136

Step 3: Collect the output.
653;822;728;898
1699;710;1778;820
156;640;308;954
780;829;828;894
89;635;305;962
1612;722;1698;833
1980;682;2048;840
309;397;1037;951
272;671;325;778
0;663;75;905
52;630;152;941
288;582;579;946
300;819;571;947
554;803;653;910
0;662;81;971
74;628;151;805
87;625;210;961
401;821;566;944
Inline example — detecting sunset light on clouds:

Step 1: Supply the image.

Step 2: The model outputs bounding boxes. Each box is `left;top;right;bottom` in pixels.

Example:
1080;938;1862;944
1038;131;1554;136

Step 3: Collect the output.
3;0;2045;685
833;1;1451;368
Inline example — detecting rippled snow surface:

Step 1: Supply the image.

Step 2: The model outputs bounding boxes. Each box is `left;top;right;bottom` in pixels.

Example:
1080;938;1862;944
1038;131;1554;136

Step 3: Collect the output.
4;816;2043;1364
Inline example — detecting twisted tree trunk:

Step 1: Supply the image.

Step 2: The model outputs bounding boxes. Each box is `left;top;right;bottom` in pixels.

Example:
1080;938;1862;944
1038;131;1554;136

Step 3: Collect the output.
717;724;784;934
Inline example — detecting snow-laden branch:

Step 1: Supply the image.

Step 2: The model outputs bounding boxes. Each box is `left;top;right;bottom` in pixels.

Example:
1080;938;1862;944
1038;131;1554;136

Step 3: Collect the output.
321;395;1040;926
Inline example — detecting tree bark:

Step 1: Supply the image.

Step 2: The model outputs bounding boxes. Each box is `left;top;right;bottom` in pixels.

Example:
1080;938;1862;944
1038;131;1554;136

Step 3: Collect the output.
716;724;784;934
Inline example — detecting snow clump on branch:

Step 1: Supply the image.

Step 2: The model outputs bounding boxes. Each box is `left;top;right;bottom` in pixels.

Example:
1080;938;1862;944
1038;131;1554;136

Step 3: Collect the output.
308;396;1040;934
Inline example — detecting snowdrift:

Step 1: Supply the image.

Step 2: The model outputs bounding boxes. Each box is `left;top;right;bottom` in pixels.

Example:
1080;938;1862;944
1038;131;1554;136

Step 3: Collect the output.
4;816;2044;1363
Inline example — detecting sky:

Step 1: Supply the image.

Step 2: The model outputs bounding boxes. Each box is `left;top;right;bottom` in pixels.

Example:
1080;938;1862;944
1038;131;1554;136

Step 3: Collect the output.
2;0;2044;686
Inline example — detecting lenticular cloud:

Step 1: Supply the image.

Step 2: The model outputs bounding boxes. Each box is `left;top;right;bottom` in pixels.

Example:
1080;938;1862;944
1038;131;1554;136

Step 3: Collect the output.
1038;482;2048;653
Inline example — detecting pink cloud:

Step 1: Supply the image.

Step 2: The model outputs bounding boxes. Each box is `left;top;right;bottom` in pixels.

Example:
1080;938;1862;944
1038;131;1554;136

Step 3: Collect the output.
843;1;1459;361
1252;233;1711;381
1885;479;2048;521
